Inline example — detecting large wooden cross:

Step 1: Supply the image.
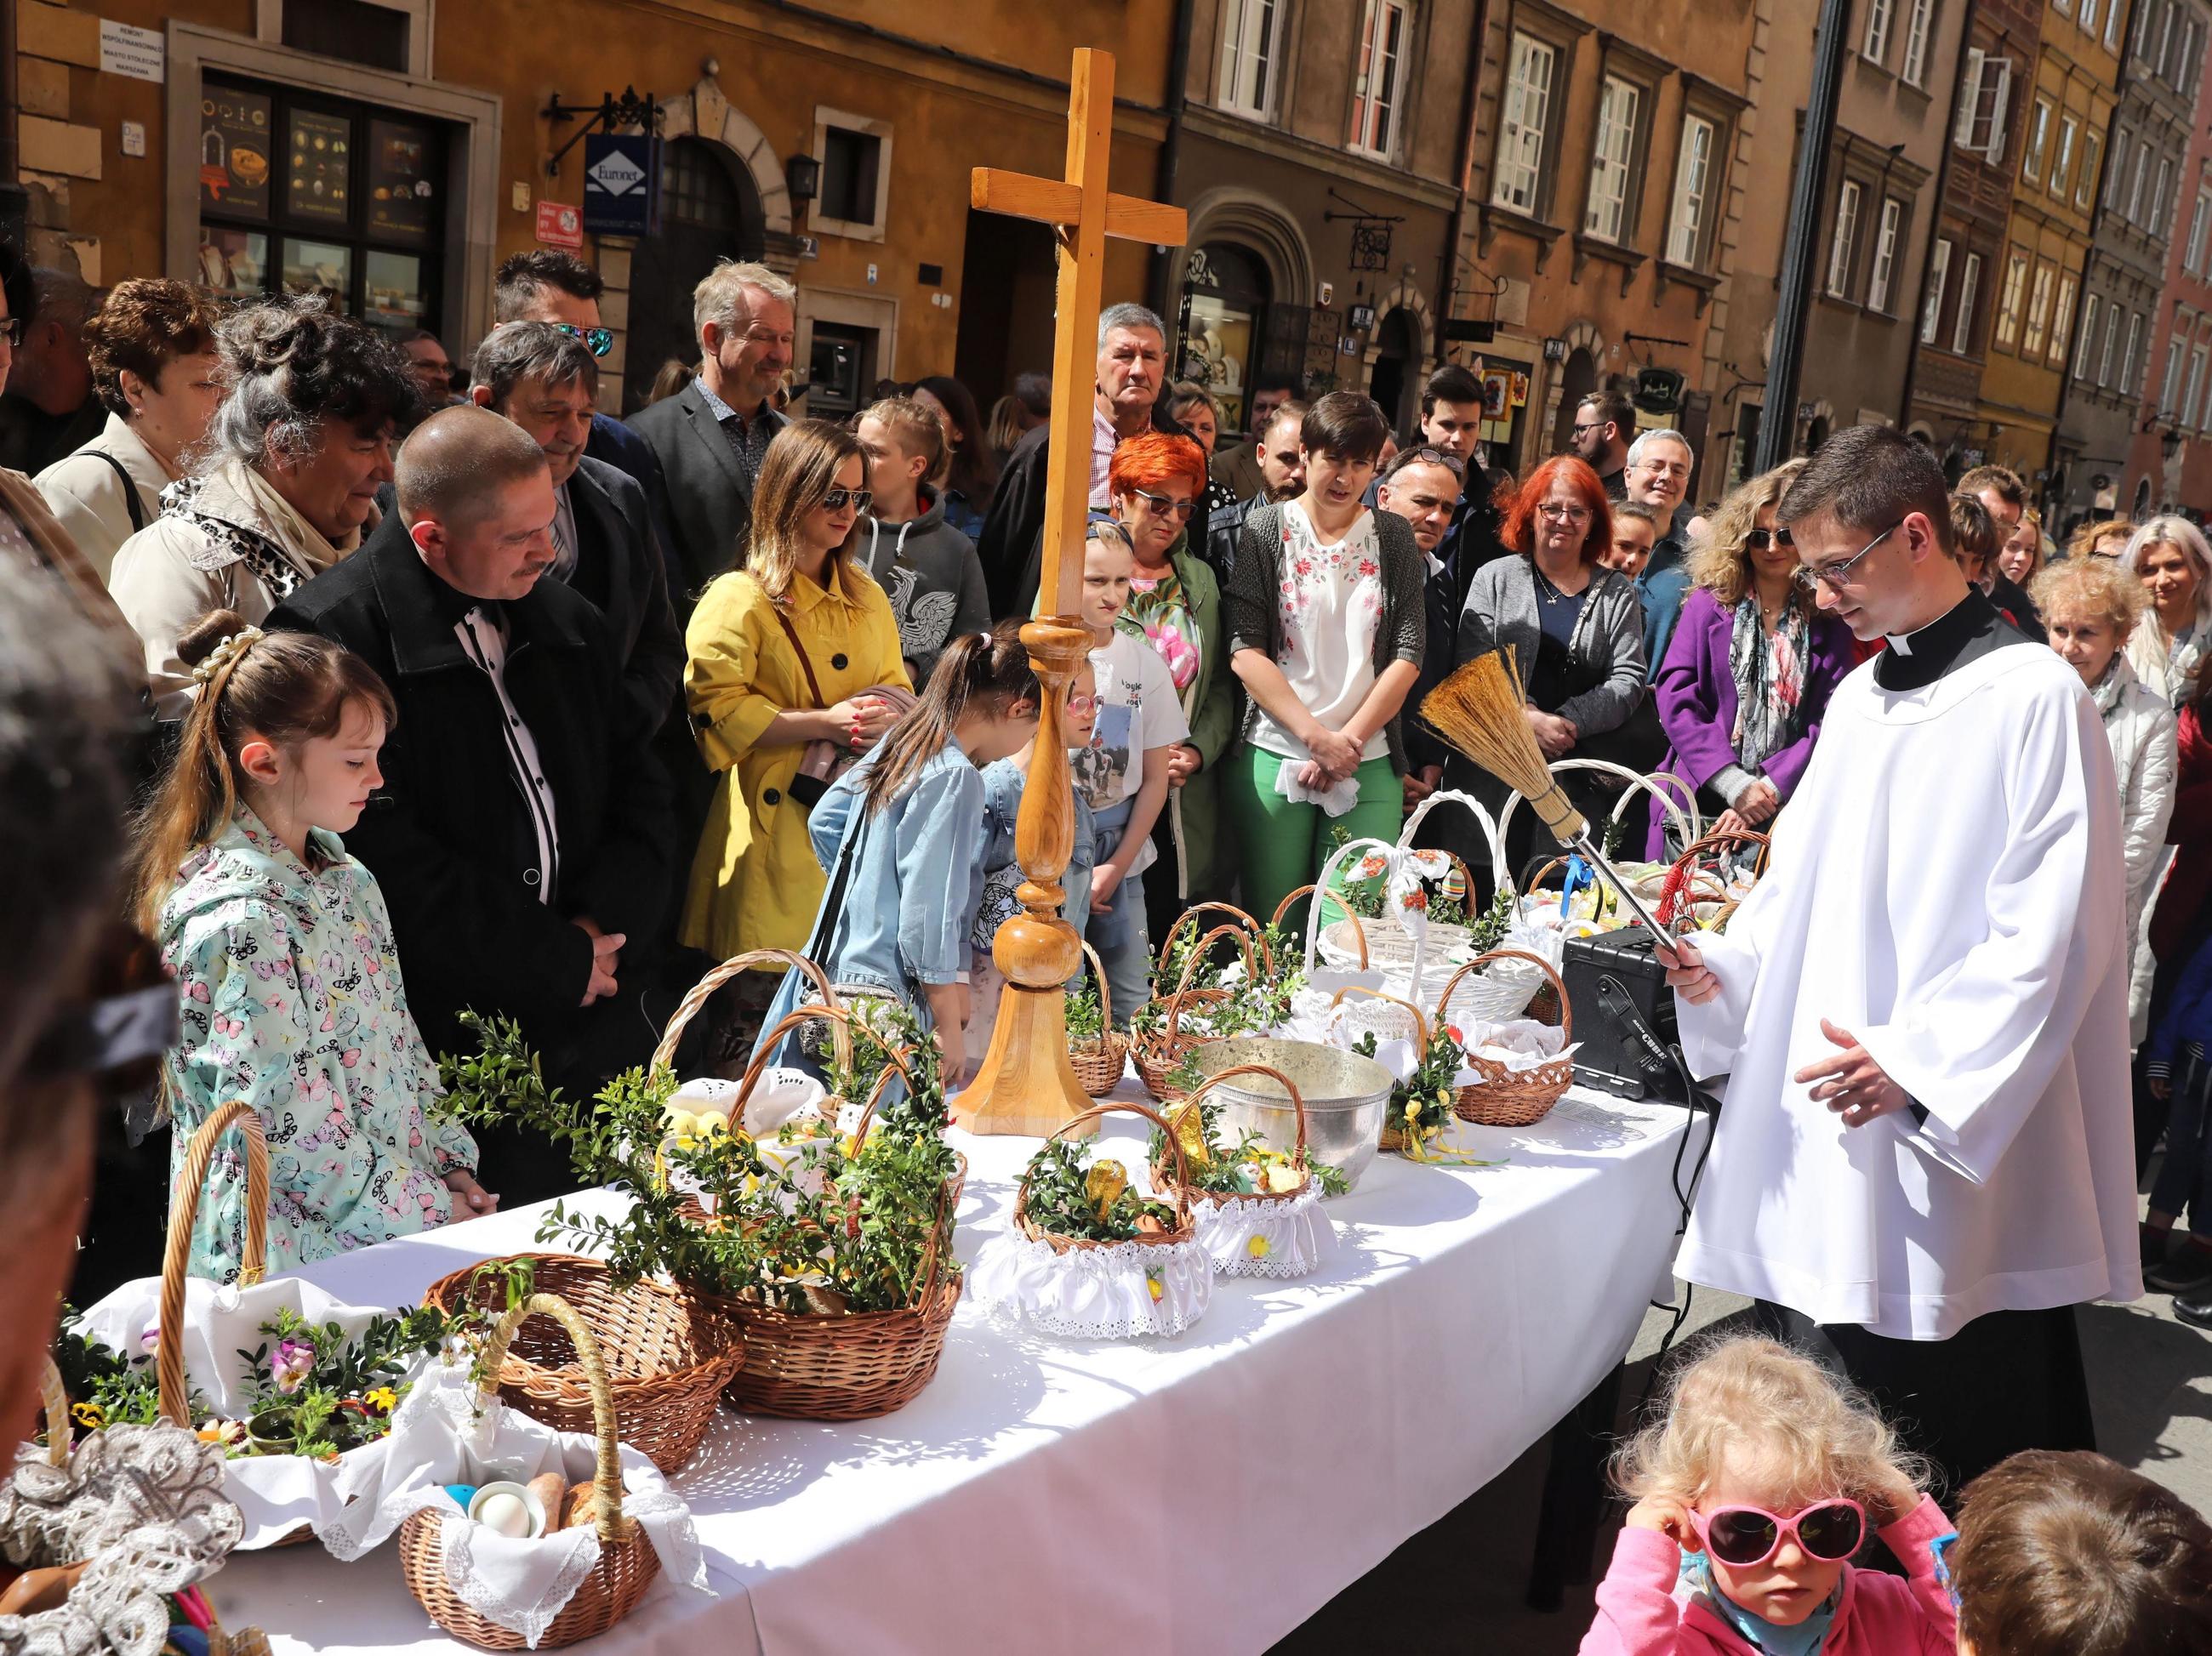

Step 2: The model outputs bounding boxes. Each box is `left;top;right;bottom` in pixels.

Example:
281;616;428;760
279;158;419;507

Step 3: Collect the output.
954;48;1188;1136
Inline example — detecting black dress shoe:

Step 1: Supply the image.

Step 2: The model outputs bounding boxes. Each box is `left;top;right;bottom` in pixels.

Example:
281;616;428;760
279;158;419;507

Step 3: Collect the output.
2146;1250;2212;1294
2175;1292;2212;1330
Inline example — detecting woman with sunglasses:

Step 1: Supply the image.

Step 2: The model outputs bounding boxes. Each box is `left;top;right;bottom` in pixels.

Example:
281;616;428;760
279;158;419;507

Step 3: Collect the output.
1107;430;1234;933
681;420;910;1049
1590;1334;1956;1655
1645;462;1856;856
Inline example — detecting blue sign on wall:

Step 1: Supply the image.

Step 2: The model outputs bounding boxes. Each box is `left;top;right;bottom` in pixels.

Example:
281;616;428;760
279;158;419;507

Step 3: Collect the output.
582;134;658;236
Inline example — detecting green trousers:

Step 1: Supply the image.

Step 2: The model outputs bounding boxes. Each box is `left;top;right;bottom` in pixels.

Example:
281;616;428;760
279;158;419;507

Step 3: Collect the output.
1223;748;1402;929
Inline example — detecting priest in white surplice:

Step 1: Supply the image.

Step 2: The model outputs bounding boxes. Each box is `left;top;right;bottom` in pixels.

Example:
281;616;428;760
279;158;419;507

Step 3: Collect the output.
1661;424;2141;1499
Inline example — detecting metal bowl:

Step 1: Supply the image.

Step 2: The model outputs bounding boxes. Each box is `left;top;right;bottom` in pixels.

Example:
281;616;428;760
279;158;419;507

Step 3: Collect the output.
1189;1039;1395;1192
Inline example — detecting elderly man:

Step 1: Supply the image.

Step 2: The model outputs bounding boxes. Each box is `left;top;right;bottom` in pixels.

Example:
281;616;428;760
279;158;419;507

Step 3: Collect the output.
1958;462;2050;644
1208;378;1297;503
495;249;676;578
1571;390;1636;499
1622;426;1699;674
0;266;103;475
269;407;673;1199
401;330;461;409
981;300;1210;614
470;322;680;737
1377;444;1468;810
627;259;795;603
1202;398;1307;582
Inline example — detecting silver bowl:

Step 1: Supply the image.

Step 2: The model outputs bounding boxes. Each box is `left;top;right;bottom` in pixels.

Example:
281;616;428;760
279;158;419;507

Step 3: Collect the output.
1189;1039;1395;1192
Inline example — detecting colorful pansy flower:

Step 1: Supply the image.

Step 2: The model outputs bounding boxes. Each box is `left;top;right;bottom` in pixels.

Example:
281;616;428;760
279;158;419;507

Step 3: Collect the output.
270;1335;316;1396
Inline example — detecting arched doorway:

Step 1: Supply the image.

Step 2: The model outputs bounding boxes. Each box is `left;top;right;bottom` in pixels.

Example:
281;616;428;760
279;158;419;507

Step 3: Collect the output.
1368;307;1420;434
624;136;765;410
1551;347;1598;455
1180;242;1273;439
2135;475;2155;518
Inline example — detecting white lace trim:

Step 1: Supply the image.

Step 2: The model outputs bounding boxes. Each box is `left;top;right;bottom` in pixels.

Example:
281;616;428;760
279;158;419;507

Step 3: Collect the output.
1189;1185;1338;1278
966;1232;1212;1340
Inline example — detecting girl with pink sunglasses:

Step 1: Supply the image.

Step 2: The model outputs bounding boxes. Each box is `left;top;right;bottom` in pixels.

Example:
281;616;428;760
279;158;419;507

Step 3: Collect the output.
1581;1334;1958;1655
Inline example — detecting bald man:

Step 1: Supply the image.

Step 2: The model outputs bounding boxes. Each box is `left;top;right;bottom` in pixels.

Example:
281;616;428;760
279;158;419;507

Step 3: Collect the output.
269;406;674;1201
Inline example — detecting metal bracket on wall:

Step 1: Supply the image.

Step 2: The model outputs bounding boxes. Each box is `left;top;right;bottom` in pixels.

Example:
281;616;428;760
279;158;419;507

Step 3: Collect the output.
541;88;661;179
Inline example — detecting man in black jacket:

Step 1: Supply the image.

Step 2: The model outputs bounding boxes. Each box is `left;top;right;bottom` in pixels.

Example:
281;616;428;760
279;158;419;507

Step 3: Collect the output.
269;407;674;1199
469;322;681;737
978;301;1209;615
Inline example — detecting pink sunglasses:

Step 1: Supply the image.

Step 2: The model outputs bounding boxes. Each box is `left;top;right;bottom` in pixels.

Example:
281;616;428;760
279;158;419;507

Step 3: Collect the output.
1688;1498;1866;1568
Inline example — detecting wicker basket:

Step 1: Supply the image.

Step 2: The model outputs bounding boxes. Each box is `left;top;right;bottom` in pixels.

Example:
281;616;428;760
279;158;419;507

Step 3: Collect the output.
1316;850;1480;979
1335;992;1432;1154
650;947;841;1075
1017;1100;1198;1254
1656;828;1771;932
1270;884;1370;970
1131;923;1262;1102
419;1255;743;1476
1068;936;1130;1097
399;1294;660;1650
684;1006;966;1421
1440;949;1576;1128
1148;1061;1311;1205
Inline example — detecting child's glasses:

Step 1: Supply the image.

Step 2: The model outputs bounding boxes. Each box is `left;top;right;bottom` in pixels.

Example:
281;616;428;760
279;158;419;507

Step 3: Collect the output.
1690;1499;1866;1568
1067;693;1101;715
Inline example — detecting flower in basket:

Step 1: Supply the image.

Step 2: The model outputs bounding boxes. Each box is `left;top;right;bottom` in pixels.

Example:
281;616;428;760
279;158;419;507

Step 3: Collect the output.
363;1386;398;1414
197;1419;247;1448
269;1336;316;1396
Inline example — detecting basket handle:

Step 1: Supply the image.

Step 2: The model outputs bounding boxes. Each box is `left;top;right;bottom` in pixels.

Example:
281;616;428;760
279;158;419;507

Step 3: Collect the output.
843;1039;921;1146
1398;787;1510;896
1303;835;1398;973
1273;885;1368;970
1075;936;1115;1036
1175;1061;1308;1168
160;1101;271;1426
1163;923;1259;1048
39;1355;68;1468
1437;948;1573;1043
1014;1099;1194;1236
1498;759;1698;864
1328;986;1431;1053
1156;901;1276;982
1659;828;1771;927
651;949;842;1074
475;1293;633;1544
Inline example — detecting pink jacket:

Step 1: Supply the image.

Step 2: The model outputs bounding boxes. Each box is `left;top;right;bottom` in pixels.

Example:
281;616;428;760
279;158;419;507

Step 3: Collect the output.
1577;1496;1958;1656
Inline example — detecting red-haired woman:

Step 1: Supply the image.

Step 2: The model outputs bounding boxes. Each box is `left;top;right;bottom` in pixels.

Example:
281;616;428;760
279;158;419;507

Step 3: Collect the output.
1456;455;1646;872
1103;430;1234;934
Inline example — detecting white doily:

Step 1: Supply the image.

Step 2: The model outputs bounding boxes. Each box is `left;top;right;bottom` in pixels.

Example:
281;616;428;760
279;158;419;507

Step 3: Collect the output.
966;1232;1212;1340
72;1272;427;1553
1189;1183;1337;1278
670;1069;824;1135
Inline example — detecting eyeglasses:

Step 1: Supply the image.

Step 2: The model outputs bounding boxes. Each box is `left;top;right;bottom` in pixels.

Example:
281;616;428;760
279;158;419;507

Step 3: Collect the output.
550;323;614;358
1538;503;1593;524
1067;692;1101;715
1745;527;1795;551
0;317;20;348
822;488;873;513
1634;459;1691;480
1689;1500;1867;1569
1793;520;1902;594
1571;422;1601;437
1125;487;1198;521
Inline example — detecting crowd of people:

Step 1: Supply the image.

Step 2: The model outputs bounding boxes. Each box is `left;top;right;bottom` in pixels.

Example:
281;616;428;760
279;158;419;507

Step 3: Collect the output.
9;235;2212;1642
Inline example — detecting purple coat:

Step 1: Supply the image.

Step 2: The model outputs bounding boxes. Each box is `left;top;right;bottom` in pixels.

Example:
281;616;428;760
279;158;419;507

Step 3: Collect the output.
1644;586;1856;857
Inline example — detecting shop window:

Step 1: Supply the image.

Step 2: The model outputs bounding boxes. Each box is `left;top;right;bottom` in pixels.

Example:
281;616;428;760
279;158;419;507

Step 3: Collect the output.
197;77;444;338
279;0;410;74
812;110;892;242
1177;241;1272;436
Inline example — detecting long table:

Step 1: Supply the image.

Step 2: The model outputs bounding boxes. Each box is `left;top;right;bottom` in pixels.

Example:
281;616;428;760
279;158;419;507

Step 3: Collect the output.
207;1085;1703;1654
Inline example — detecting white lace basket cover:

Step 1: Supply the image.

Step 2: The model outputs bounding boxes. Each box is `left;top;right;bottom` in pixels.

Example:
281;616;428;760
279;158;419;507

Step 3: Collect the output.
367;1359;713;1647
968;1232;1213;1340
1189;1183;1337;1279
72;1272;423;1554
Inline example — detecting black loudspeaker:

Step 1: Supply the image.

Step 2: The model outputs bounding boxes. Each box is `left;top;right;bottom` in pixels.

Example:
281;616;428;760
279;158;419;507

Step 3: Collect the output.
1561;929;1687;1101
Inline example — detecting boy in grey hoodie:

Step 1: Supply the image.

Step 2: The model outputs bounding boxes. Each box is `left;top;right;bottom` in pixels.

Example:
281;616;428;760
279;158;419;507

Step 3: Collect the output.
857;396;993;684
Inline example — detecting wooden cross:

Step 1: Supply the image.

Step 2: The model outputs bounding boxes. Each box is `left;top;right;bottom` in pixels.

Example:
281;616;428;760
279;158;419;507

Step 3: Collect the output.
954;48;1188;1137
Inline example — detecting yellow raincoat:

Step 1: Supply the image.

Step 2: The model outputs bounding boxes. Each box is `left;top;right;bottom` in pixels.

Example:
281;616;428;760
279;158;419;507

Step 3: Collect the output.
681;563;910;961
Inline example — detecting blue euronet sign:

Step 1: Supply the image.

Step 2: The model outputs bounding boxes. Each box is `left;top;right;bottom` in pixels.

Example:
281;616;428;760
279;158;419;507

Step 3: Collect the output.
582;134;658;236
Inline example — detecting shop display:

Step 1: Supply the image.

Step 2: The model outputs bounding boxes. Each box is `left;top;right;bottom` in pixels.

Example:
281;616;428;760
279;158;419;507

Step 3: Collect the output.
366;119;436;240
286;110;351;226
198;85;271;218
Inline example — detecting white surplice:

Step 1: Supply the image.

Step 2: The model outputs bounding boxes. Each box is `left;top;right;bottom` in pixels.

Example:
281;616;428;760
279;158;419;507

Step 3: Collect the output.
1673;642;2144;1339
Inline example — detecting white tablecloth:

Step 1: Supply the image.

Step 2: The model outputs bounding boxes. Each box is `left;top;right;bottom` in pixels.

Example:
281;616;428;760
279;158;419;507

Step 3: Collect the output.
207;1085;1702;1655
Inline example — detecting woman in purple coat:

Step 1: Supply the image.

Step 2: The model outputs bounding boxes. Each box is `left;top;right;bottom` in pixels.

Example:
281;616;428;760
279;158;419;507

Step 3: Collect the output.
1645;460;1856;857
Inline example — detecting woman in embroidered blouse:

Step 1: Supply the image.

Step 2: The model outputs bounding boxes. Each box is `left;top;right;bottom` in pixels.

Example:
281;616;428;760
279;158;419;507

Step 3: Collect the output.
1223;392;1427;925
110;296;416;718
129;609;489;1284
1645;462;1855;857
1106;430;1235;934
683;420;911;1036
2124;515;2212;708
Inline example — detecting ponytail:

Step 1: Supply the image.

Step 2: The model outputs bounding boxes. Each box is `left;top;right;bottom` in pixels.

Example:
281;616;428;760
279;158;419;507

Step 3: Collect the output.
860;621;1038;814
127;608;398;936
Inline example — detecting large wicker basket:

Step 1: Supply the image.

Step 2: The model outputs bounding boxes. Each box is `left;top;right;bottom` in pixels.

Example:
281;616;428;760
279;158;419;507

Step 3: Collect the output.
420;1254;744;1475
1018;1100;1198;1254
398;1295;660;1650
1440;948;1576;1128
1069;936;1130;1097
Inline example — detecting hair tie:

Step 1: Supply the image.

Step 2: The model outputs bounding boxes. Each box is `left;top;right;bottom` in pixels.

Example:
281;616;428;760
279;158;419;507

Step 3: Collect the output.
190;627;265;686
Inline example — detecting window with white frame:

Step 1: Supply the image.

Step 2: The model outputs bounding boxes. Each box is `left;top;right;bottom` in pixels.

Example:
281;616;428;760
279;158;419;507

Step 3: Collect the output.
1348;0;1408;158
1922;236;1953;343
2190;343;2209;428
2157;0;2178;74
2052;114;2077;198
1667;113;1718;265
1865;0;1896;62
2126;309;2146;392
1217;0;1284;118
2182;18;2203;90
2098;301;2121;384
1492;32;1557;213
2164;335;2188;413
1954;51;2013;161
2048;271;2077;365
1903;0;1937;83
2107;128;2130;207
2129;139;2152;220
2076;290;2102;378
2192;190;2212;274
2109;0;2126;52
2079;130;2102;208
2022;97;2052;181
1828;179;1864;297
2081;0;2101;34
1585;76;1641;242
1953;250;1982;353
1869;196;1905;311
2022;262;2055;356
2154;156;2174;233
1995;249;2028;348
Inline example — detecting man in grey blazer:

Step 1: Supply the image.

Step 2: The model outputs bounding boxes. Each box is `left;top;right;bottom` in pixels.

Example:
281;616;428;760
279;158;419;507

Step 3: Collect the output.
624;260;795;612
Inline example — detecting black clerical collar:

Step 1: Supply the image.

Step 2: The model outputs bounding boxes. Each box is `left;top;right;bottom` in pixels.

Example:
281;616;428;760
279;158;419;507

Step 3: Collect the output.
1875;588;2031;691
